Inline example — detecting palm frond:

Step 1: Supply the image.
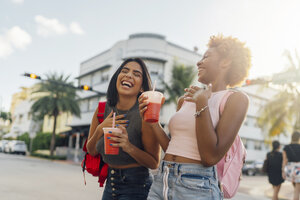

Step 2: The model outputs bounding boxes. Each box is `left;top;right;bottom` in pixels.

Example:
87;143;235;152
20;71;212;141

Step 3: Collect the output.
161;62;196;105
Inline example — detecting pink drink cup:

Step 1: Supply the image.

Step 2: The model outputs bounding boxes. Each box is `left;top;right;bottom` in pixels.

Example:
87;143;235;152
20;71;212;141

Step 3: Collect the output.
143;91;164;123
103;127;122;155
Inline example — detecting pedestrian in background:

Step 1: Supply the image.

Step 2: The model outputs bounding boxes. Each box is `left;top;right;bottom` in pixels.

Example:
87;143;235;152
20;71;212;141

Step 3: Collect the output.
139;34;251;199
265;140;284;200
282;131;300;200
87;58;160;200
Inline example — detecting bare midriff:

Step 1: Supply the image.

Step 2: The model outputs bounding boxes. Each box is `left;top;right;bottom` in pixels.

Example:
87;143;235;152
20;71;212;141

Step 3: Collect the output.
108;163;141;169
164;153;203;164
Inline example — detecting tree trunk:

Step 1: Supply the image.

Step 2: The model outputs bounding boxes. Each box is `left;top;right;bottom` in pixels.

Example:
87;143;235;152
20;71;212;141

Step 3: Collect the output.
50;114;57;157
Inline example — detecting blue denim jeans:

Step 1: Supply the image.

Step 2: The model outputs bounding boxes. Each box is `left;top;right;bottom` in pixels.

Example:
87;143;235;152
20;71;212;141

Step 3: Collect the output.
147;160;223;200
102;166;152;200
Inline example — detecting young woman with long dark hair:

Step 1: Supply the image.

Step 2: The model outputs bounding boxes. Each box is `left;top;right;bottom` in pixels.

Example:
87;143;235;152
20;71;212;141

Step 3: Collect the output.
87;58;160;200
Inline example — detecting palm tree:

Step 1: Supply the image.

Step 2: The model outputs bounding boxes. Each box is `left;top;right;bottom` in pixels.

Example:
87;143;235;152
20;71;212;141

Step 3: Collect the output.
257;50;300;137
31;73;80;156
162;62;196;105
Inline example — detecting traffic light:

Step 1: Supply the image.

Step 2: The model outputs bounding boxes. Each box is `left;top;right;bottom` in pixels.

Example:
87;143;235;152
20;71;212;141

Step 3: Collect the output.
24;73;41;80
79;85;93;91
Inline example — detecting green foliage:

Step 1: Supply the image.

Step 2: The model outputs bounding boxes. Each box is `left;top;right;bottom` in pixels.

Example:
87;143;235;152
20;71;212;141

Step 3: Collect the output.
29;132;66;152
16;132;67;152
31;73;81;119
162;62;196;105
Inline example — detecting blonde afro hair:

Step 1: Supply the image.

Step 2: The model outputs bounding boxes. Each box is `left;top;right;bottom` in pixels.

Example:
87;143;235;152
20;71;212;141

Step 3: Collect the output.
208;34;252;87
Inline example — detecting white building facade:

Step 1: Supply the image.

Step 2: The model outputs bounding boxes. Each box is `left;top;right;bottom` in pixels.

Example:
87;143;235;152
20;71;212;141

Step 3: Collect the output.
238;85;290;161
4;100;41;138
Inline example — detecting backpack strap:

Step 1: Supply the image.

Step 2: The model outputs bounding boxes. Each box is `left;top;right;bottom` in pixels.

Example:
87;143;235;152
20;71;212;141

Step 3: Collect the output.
97;102;106;123
219;90;234;115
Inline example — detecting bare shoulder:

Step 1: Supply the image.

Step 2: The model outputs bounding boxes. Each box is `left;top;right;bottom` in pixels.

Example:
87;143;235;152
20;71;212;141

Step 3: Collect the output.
229;90;249;104
225;90;249;112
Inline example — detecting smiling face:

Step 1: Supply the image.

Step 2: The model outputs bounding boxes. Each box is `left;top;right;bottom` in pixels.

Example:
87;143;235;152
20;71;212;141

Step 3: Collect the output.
196;47;221;84
116;61;143;97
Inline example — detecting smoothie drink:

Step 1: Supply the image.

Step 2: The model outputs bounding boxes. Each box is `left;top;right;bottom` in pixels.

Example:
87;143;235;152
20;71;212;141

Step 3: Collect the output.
143;91;164;123
103;127;122;155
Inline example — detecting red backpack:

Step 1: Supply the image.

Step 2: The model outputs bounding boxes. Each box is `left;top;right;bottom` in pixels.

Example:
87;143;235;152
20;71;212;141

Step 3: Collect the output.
81;101;108;187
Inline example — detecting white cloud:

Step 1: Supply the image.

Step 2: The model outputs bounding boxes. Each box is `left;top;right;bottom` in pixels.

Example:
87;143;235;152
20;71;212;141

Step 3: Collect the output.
70;22;85;35
35;15;68;37
6;26;32;49
0;26;31;59
0;36;14;58
11;0;24;4
34;15;85;37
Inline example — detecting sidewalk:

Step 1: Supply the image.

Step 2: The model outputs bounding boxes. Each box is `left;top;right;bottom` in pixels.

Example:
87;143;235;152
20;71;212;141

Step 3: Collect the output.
265;181;294;200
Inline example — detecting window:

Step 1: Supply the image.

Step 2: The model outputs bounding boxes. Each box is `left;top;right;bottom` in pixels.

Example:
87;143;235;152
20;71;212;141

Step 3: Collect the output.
144;60;165;90
19;114;23;124
244;116;258;127
91;67;111;86
92;72;101;85
254;140;262;150
79;75;92;87
80;100;89;113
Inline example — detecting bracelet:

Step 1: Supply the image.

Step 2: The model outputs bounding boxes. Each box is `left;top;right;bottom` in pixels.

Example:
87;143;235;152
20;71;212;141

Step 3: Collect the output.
194;105;208;117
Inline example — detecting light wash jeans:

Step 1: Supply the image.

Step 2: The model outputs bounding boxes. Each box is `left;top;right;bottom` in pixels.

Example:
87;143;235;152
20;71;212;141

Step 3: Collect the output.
147;160;223;200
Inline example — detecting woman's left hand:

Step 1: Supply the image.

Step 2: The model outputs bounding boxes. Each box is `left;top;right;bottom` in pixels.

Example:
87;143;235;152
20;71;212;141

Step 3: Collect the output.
109;125;133;153
184;84;212;103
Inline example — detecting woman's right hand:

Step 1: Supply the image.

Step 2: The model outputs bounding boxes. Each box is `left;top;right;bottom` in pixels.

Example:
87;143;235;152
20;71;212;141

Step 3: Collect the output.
138;94;165;124
100;111;128;128
138;94;149;121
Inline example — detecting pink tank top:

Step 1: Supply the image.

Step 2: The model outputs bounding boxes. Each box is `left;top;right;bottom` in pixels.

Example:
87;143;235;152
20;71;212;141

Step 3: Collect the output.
166;90;231;161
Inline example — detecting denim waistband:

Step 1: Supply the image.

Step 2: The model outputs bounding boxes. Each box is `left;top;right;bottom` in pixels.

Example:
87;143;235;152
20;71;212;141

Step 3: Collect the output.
108;166;149;177
160;160;216;179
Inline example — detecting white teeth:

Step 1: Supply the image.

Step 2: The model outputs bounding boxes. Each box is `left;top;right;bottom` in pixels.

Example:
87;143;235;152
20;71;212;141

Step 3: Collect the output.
121;81;133;87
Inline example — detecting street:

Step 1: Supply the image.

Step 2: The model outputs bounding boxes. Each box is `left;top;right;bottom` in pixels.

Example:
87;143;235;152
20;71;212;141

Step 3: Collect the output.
0;153;285;200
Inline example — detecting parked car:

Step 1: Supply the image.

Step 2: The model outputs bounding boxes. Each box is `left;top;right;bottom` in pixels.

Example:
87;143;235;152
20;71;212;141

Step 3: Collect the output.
0;140;9;152
242;160;264;176
4;140;27;155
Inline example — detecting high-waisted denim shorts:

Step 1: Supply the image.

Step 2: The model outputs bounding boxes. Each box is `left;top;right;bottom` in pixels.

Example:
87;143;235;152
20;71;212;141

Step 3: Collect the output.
102;166;152;200
147;160;223;200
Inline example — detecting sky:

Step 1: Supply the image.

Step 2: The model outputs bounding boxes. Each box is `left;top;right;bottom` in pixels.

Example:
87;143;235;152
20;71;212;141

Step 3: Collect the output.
1;0;300;111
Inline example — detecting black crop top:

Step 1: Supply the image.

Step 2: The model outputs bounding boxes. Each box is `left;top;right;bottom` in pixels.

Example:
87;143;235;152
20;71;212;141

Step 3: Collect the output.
96;101;144;165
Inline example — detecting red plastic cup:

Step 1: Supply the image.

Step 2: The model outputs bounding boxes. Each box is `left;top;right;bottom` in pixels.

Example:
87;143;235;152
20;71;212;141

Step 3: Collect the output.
103;127;122;155
143;91;164;123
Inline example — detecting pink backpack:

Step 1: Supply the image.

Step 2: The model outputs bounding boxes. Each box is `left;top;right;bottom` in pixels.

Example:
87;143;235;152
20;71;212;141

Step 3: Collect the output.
216;91;247;199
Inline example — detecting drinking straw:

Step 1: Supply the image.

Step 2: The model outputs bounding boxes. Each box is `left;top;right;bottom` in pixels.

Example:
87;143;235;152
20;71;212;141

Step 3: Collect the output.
153;80;156;91
112;112;116;128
